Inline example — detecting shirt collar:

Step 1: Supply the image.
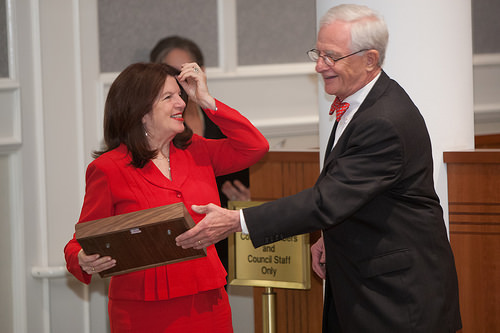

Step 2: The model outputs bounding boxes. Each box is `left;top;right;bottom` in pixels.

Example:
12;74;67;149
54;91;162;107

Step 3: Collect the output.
342;71;382;116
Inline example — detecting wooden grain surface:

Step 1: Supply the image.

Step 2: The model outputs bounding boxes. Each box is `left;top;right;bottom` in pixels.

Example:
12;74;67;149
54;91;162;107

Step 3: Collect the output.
446;150;500;332
76;202;206;277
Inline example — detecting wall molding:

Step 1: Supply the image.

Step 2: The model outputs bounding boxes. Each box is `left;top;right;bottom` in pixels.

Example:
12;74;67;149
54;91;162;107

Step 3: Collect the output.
0;78;19;89
473;53;500;66
474;103;500;122
5;0;28;331
207;62;316;79
99;64;318;140
100;62;316;80
254;115;319;138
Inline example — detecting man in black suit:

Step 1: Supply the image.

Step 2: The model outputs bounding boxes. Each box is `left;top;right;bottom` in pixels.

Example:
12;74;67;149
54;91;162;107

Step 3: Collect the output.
177;4;462;332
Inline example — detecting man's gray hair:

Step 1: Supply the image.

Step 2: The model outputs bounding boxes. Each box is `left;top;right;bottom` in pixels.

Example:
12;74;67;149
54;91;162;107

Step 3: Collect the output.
320;4;389;66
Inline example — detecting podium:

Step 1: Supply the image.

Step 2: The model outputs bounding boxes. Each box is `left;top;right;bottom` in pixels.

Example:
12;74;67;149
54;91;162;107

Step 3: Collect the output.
444;150;500;332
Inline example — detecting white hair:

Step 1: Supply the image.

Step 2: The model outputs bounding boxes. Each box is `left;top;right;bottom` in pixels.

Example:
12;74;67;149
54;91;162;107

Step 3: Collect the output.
320;4;389;66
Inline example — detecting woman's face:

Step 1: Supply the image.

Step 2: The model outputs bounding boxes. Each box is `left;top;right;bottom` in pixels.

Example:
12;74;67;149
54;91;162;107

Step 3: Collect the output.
162;48;194;71
142;75;186;145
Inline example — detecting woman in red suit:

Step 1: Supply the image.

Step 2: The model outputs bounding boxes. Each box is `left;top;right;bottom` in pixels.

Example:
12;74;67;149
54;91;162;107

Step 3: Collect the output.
64;62;268;332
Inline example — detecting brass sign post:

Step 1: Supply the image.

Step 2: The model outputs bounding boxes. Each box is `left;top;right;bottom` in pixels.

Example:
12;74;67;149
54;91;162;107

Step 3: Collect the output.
262;287;276;333
227;201;311;333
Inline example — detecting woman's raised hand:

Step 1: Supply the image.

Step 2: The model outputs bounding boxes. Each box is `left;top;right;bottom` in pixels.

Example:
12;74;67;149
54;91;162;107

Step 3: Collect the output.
177;62;216;110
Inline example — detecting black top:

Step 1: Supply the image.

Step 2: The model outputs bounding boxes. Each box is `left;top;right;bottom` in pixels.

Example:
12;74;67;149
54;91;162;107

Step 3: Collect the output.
202;111;250;208
202;110;250;273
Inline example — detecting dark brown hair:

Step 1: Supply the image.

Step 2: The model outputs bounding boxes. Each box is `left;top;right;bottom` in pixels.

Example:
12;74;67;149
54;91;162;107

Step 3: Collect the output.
93;62;192;168
150;35;205;67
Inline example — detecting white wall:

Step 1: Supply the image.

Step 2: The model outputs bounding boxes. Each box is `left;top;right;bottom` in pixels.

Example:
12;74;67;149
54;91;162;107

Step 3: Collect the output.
317;0;475;231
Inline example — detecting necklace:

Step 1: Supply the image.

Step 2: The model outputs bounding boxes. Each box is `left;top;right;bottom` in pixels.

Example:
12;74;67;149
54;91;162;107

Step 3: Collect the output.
155;147;171;172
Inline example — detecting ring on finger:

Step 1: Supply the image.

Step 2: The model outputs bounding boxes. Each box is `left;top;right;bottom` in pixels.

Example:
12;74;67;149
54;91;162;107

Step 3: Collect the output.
198;240;202;245
193;67;199;73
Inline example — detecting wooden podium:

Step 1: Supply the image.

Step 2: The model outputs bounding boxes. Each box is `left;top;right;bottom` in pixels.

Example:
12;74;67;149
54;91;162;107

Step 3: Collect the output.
444;150;500;332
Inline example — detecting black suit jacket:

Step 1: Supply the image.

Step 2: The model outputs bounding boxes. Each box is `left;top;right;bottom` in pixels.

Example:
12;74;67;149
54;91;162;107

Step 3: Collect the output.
244;71;461;332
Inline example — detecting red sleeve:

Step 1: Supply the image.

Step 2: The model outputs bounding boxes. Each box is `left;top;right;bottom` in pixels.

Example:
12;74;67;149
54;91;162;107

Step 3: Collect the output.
64;162;113;284
202;99;269;176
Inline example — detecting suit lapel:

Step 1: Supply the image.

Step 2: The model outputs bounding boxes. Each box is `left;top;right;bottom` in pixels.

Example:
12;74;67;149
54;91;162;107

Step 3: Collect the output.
324;121;339;164
322;71;391;168
353;70;390;119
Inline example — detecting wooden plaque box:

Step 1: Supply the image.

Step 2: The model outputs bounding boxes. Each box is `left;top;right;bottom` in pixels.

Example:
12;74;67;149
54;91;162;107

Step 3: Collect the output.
75;202;206;278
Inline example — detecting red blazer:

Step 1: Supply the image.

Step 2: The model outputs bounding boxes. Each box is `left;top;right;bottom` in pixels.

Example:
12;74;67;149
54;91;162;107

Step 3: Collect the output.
64;100;268;301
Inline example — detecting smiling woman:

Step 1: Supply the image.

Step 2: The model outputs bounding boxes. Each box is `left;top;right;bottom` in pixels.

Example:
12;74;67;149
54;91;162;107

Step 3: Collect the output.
63;61;269;332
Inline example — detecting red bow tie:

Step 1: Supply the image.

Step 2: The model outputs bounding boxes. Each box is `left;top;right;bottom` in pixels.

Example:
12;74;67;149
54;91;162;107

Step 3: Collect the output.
329;97;350;122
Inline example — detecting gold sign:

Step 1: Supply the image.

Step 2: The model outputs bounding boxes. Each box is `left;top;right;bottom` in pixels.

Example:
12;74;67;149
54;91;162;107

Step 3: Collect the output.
227;201;310;290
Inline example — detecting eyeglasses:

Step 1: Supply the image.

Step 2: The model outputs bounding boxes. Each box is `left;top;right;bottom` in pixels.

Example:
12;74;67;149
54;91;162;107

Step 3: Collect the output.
307;49;368;66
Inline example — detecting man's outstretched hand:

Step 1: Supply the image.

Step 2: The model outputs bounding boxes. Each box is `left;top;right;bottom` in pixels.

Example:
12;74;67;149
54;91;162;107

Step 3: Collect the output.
176;203;242;249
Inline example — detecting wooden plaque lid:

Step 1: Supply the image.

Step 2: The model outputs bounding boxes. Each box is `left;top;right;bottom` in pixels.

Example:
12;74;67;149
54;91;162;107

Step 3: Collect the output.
75;202;206;278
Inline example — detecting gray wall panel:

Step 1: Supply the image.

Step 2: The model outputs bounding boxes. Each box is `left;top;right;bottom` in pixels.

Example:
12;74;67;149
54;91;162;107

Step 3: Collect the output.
472;0;500;53
97;0;499;73
98;0;218;72
236;0;316;65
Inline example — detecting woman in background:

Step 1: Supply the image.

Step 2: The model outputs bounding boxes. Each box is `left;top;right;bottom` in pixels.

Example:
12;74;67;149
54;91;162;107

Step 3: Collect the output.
64;62;268;332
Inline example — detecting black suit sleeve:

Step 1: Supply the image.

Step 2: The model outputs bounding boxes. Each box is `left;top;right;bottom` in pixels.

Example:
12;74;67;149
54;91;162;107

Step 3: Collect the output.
244;115;405;248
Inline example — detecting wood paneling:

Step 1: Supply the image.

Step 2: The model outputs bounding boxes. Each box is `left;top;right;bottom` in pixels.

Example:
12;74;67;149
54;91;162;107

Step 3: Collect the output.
444;150;500;333
250;151;323;333
475;134;500;149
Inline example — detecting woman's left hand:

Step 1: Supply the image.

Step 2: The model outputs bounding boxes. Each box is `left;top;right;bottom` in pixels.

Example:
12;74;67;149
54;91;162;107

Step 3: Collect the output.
78;249;116;275
177;62;216;110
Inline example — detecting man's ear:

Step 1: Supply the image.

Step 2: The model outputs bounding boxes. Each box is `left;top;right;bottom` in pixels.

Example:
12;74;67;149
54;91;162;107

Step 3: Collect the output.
365;49;380;70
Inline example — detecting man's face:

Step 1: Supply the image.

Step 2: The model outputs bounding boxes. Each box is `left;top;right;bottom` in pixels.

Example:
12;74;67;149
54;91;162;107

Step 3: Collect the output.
315;21;369;100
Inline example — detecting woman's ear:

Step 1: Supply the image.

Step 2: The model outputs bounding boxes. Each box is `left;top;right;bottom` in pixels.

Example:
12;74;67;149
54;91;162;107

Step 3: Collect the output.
141;113;150;129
